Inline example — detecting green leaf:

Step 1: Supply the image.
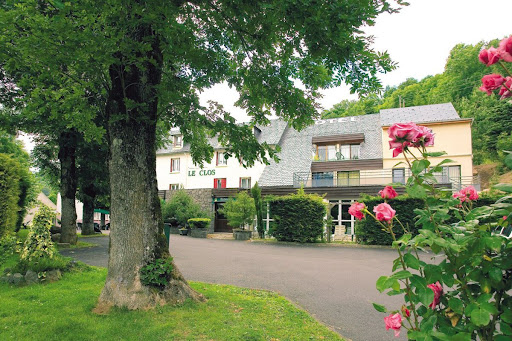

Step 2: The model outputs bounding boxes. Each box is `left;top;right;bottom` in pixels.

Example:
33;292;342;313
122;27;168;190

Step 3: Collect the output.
372;303;387;313
480;302;498;315
418;286;435;307
505;153;512;170
470;307;491;326
484;237;502;251
376;276;388;293
411;159;430;175
448;297;464;315
489;267;503;283
494;183;512;193
390;270;412;280
501;309;512;324
423;151;447;158
407;184;427;199
403;253;420;270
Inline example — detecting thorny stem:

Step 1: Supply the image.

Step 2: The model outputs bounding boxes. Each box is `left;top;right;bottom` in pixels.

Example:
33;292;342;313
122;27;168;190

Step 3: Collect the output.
365;210;420;330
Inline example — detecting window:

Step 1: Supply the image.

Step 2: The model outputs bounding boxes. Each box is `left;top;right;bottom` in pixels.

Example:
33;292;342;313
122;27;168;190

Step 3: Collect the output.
214;178;227;189
240;177;251;189
173;135;182;148
336;171;360;186
315;144;361;161
216;151;228;166
312;172;334;187
436;165;461;189
392;168;406;184
170;158;180;172
169;184;180;190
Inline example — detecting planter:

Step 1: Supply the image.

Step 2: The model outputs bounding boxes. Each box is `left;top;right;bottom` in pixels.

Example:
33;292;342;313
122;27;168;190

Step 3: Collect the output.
169;226;181;235
190;228;208;238
233;230;252;241
179;229;189;236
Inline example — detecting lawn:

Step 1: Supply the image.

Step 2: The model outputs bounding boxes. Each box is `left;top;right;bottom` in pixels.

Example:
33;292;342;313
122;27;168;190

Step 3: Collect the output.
0;263;342;341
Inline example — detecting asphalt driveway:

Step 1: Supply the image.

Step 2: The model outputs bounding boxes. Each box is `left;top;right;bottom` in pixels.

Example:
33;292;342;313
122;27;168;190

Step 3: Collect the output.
61;235;413;341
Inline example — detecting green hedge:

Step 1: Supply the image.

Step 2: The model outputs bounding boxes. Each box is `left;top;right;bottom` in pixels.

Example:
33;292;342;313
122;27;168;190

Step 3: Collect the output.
355;197;425;245
187;218;211;229
0;154;22;237
269;190;326;243
356;195;503;245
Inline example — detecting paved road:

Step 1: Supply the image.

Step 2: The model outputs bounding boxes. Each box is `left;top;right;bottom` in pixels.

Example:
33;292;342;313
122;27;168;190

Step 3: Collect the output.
62;235;411;341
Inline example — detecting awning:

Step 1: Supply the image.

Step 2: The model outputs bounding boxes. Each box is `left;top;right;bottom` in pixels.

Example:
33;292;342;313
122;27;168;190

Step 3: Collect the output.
94;208;110;215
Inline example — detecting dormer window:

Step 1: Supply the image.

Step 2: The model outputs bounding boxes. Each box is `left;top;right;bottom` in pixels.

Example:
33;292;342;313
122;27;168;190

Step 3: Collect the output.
216;151;228;166
173;135;182;148
315;144;360;161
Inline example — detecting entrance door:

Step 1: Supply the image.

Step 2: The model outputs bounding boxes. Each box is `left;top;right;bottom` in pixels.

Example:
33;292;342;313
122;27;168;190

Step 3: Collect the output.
214;202;234;232
329;200;355;236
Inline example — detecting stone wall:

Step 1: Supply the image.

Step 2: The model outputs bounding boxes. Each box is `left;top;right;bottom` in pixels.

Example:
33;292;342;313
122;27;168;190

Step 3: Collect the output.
163;189;214;232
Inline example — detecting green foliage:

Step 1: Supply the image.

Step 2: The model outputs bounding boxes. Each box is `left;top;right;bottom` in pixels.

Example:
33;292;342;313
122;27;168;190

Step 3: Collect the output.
20;205;56;262
0;233;17;265
139;257;174;289
251;182;265;238
321;95;381;118
356;197;425;245
220;191;255;230
161;190;209;227
13;253;71;274
269;190;326;243
0;154;21;236
187;218;211;229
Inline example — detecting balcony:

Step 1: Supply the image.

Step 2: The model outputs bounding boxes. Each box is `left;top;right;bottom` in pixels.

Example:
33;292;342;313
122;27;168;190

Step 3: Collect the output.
293;169;480;192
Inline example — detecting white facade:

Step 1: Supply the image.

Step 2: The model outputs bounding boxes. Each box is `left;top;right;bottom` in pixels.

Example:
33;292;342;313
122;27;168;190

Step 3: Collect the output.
156;150;266;190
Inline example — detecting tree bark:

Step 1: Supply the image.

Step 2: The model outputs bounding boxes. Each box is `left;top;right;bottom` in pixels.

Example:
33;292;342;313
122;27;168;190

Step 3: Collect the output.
81;192;95;235
97;21;204;310
58;130;78;245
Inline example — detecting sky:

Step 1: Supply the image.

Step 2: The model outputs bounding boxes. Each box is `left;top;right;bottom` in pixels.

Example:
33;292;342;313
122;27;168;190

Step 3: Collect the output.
201;0;512;122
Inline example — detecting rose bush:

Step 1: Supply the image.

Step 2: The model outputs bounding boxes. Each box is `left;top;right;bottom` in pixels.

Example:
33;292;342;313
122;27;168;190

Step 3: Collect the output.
351;120;512;340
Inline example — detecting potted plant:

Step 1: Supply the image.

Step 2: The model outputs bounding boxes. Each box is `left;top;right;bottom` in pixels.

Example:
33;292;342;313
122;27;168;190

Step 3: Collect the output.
178;227;189;236
220;192;256;241
188;218;211;238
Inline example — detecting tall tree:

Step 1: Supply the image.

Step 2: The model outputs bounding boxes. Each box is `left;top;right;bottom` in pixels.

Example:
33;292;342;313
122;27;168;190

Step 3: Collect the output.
0;0;403;309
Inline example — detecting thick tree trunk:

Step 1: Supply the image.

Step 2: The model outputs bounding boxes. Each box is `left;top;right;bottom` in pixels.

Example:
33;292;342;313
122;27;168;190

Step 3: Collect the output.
58;131;78;245
82;193;95;235
97;21;204;310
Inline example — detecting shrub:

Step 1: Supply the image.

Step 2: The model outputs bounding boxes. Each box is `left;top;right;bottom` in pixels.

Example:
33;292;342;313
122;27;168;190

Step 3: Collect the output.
187;218;211;229
13;254;71;274
220;191;255;230
140;257;174;289
161;190;209;226
269;188;326;243
0;233;17;265
0;154;22;237
20;205;57;262
355;197;425;245
251;182;265;238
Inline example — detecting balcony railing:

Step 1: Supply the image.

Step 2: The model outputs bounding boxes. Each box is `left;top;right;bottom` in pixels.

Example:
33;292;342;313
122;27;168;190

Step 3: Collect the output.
293;170;480;191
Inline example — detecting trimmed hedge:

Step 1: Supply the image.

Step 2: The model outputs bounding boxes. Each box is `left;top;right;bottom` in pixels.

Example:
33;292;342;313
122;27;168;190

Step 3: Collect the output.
356;195;503;245
269;190;326;243
355;197;425;245
187;218;211;229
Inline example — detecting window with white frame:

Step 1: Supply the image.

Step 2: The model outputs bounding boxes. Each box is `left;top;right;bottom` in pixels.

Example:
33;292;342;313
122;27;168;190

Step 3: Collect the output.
170;158;180;172
173;135;183;148
240;177;251;189
216;151;228;166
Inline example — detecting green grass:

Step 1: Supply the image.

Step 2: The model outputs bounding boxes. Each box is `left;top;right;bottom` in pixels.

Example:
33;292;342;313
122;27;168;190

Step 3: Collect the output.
78;233;108;238
0;265;342;341
57;241;96;249
16;229;29;243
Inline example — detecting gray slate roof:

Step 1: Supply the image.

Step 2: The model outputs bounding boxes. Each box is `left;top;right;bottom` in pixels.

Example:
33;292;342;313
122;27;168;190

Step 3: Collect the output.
380;103;460;126
257;114;383;187
156;119;288;155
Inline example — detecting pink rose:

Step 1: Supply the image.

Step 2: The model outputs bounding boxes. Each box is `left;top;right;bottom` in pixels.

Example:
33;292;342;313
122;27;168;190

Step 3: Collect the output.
453;185;479;203
373;203;396;222
412;125;435;147
384;313;402;337
392;146;403;158
498;36;512;62
427;281;443;309
388;123;420;146
379;186;398;200
479;47;501;66
480;74;506;95
348;202;366;220
498;77;512;99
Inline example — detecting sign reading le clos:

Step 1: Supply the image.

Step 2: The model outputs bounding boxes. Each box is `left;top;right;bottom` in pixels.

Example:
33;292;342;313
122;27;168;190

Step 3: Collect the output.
188;169;215;177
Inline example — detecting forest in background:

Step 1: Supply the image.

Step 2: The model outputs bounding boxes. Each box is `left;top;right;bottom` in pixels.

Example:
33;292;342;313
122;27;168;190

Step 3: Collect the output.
322;38;512;169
